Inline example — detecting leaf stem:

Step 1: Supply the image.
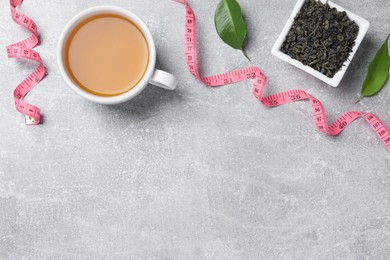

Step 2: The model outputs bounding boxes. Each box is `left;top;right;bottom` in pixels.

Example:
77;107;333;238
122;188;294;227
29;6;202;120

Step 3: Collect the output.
241;49;251;61
355;96;363;104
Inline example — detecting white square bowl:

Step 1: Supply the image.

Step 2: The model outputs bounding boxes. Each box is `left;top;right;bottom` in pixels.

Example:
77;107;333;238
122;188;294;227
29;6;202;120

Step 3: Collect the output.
271;0;370;87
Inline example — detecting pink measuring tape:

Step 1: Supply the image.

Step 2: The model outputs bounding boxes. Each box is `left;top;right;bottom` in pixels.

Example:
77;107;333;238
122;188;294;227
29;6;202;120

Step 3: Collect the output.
175;0;390;151
6;0;45;125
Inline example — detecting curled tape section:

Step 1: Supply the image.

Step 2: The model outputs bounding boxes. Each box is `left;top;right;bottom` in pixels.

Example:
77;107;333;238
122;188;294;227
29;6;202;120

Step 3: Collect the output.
6;0;45;125
175;0;390;151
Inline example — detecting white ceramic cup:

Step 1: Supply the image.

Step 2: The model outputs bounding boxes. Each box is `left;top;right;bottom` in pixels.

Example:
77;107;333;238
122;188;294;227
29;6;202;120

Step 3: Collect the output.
58;6;177;105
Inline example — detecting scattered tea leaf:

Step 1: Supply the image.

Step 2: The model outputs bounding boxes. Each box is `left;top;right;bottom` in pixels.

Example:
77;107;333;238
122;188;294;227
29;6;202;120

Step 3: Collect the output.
357;34;390;103
214;0;250;60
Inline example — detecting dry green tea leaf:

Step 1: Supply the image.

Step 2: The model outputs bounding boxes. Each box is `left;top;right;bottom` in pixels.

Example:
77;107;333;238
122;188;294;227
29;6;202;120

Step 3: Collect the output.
357;34;390;103
214;0;250;60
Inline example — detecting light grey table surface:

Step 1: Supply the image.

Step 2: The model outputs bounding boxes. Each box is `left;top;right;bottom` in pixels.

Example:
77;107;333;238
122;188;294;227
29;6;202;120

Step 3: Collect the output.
1;0;390;259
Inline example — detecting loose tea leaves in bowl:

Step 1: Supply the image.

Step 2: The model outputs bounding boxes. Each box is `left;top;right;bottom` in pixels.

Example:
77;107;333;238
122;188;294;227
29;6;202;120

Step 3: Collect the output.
281;0;359;78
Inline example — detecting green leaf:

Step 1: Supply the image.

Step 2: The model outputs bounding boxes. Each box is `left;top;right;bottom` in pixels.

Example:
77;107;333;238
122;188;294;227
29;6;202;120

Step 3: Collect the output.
357;34;390;102
214;0;250;60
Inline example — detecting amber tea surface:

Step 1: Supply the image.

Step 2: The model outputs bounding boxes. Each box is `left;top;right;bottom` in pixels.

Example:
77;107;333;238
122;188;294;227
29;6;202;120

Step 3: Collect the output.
65;14;149;96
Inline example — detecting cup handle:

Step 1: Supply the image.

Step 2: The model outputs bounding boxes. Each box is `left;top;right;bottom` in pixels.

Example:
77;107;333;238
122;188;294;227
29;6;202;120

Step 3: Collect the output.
149;69;177;90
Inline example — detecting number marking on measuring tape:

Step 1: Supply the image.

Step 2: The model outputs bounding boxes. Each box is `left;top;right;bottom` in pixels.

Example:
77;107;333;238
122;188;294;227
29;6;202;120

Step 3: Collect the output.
6;0;45;125
175;0;390;151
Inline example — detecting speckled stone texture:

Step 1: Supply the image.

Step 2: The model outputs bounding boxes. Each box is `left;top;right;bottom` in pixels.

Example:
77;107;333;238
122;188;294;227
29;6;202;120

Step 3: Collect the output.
1;0;390;259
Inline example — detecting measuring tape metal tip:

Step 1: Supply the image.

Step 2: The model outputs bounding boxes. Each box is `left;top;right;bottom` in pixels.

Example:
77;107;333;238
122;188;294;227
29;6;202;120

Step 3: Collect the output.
25;115;38;125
